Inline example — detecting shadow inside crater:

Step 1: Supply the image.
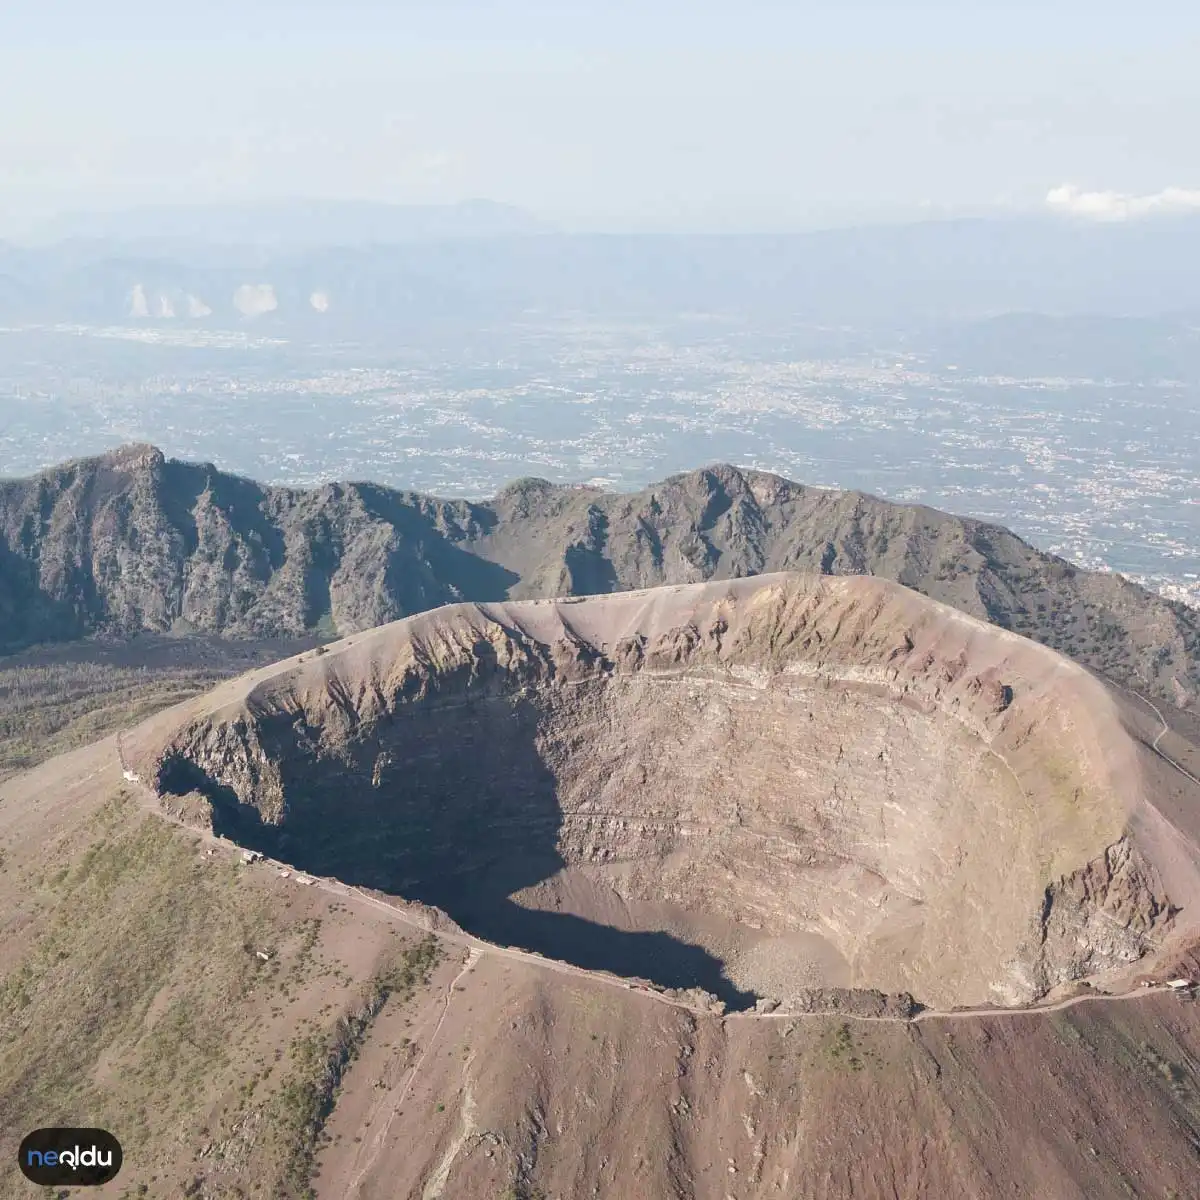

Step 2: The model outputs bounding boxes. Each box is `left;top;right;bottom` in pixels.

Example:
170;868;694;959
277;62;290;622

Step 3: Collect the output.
159;687;759;1012
411;856;759;1011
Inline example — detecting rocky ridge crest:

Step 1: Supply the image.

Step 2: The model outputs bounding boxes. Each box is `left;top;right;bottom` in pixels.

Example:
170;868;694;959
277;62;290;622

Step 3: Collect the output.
0;447;1196;708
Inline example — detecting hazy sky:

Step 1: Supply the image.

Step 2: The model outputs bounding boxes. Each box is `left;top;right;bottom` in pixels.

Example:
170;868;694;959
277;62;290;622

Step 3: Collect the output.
2;1;1199;233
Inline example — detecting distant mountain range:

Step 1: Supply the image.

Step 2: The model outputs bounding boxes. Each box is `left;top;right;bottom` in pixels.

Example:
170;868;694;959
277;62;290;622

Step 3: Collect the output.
19;199;555;250
1;214;1200;328
0;445;1195;708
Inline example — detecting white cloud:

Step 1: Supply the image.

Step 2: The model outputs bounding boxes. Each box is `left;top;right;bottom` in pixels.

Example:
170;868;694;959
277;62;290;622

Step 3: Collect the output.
232;283;278;318
1046;183;1200;222
128;283;149;319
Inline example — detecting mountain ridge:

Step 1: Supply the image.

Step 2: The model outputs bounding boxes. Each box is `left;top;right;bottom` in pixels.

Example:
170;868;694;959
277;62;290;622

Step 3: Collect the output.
5;216;1200;325
19;197;555;249
0;444;1195;708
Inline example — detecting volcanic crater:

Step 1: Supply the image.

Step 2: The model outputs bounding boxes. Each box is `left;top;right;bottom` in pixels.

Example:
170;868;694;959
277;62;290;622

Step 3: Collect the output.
144;574;1189;1011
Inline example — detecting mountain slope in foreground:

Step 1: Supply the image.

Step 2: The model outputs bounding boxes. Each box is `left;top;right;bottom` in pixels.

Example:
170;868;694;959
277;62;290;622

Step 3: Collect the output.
0;445;1196;710
4;575;1194;1195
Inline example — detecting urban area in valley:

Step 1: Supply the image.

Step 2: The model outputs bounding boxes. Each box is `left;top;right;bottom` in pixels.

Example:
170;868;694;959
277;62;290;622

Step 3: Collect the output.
1;312;1197;607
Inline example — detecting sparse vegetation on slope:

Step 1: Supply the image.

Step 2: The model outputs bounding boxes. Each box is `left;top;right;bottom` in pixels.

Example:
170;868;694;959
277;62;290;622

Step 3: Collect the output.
268;936;439;1198
0;637;311;781
0;785;442;1198
0;660;221;781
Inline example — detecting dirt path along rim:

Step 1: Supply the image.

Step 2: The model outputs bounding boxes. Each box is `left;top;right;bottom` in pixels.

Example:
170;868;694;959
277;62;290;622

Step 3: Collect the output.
114;738;1192;1027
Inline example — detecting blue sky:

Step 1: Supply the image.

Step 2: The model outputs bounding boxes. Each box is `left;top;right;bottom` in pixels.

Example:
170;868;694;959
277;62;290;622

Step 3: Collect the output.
2;2;1198;232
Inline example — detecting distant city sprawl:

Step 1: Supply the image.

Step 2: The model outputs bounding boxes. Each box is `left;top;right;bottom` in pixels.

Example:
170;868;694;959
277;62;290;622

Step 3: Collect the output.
1;314;1197;608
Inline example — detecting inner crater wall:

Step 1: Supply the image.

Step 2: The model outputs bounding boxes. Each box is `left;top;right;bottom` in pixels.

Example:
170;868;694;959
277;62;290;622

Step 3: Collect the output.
149;575;1177;1009
534;671;1046;1007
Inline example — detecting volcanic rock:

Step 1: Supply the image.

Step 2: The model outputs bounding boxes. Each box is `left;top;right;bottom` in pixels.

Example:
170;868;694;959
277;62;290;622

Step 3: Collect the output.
1;447;1196;709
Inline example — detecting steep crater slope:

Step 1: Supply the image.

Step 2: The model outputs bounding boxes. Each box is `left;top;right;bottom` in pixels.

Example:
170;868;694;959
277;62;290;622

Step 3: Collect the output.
142;574;1190;1010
